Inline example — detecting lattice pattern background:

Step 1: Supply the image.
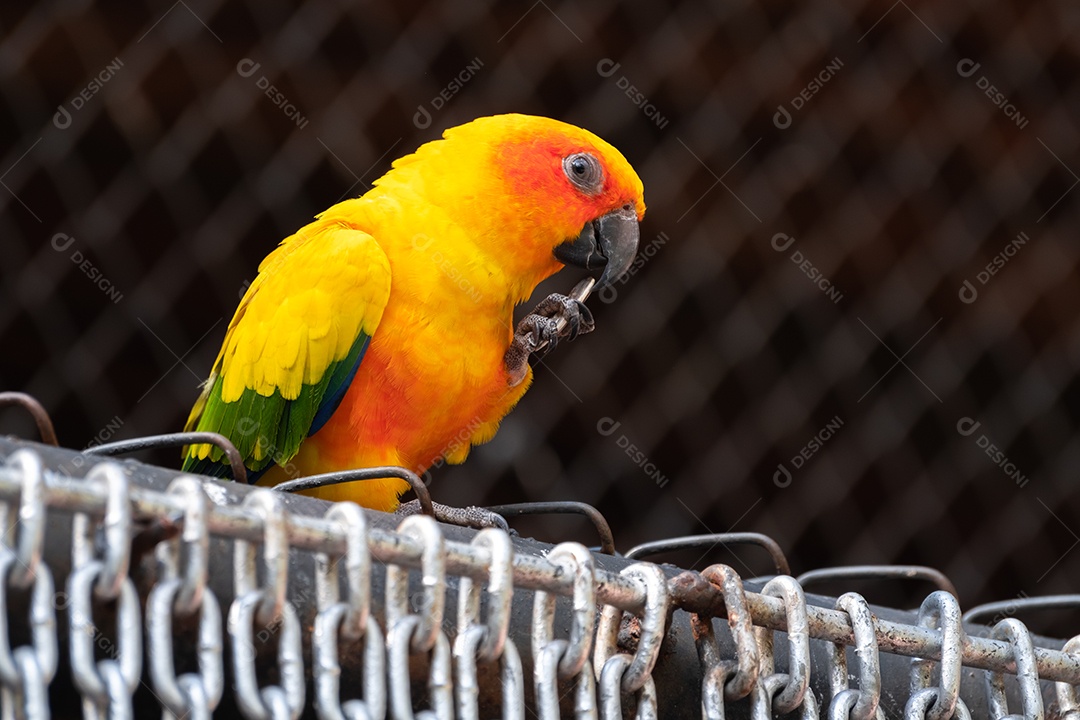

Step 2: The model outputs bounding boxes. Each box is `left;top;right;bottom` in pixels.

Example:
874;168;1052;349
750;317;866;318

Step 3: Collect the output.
2;0;1078;615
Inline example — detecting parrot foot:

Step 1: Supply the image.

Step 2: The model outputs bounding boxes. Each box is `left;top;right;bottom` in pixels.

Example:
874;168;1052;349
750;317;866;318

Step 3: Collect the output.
504;293;595;386
396;499;512;533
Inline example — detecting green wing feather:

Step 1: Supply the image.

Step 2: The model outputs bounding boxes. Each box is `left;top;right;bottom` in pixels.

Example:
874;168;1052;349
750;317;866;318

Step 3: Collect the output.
182;223;390;480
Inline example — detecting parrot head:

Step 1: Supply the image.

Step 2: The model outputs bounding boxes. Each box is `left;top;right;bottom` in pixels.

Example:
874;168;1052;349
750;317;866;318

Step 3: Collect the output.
380;114;646;301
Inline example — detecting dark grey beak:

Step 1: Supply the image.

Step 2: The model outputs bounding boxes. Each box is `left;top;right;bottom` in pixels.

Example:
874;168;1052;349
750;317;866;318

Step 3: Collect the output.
553;205;640;288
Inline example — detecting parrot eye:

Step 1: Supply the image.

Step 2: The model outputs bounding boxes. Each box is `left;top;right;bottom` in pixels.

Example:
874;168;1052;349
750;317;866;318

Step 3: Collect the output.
563;153;603;194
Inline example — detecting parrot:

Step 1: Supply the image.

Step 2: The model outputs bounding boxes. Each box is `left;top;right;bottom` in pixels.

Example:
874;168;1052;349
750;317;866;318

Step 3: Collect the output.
181;113;645;513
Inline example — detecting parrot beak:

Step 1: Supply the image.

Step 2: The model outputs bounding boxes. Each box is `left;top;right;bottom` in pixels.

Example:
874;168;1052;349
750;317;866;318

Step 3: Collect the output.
553;205;640;288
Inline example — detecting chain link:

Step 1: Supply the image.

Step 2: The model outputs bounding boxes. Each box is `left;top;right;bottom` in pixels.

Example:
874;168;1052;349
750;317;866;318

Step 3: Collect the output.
594;563;669;720
535;637;598;720
534;543;596;679
827;593;884;720
68;462;141;720
1055;635;1080;720
71;463;132;601
2;450;46;589
693;564;759;720
594;563;669;694
907;591;969;720
0;451;56;720
751;576;815;718
147;476;223;720
313;502;385;720
0;552;57;720
157;476;211;615
533;542;597;719
385;515;452;719
228;489;305;720
984;618;1044;720
453;528;523;720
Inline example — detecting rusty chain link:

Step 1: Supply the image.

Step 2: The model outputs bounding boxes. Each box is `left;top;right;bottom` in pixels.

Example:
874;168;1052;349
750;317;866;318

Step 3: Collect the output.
694;564;759;720
594;562;669;719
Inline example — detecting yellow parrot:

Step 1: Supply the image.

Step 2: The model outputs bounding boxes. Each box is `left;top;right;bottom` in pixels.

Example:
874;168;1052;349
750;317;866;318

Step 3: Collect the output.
183;113;644;511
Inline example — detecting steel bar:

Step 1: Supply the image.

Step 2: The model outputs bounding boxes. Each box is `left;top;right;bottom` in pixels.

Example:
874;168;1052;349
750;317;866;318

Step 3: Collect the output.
85;431;248;483
484;501;616;555
796;564;959;600
0;392;59;446
963;594;1080;624
625;532;791;575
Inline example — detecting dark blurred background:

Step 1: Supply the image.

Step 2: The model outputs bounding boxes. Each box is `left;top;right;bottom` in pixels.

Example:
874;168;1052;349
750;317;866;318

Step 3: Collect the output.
2;0;1078;618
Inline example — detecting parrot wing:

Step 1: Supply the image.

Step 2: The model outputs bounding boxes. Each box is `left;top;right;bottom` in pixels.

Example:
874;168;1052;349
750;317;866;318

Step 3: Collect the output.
182;224;391;480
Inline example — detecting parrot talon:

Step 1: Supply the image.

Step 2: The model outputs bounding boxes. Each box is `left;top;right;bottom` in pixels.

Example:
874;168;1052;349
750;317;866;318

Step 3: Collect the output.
504;293;596;386
395;499;513;532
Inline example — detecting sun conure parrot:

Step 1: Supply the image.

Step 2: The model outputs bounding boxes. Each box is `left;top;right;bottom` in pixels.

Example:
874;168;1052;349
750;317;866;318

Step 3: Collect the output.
181;113;644;511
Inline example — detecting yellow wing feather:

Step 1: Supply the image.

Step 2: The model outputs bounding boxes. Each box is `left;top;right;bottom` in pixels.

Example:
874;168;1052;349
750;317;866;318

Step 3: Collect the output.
184;220;390;469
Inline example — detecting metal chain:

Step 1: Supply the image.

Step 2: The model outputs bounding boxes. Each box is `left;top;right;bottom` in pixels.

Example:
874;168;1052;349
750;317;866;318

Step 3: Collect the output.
147;476;224;720
0;451;55;720
1056;635;1080;720
385;514;452;719
907;591;971;720
533;542;598;719
453;528;523;720
751;576;818;720
827;593;884;720
68;462;142;720
594;563;669;719
984;618;1044;720
2;448;1080;718
1;450;1077;681
2;451;46;588
694;564;759;720
313;502;386;720
228;489;305;720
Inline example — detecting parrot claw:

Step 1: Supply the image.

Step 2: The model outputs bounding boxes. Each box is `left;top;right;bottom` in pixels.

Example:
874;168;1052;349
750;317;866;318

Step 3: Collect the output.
396;499;513;533
504;293;595;386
